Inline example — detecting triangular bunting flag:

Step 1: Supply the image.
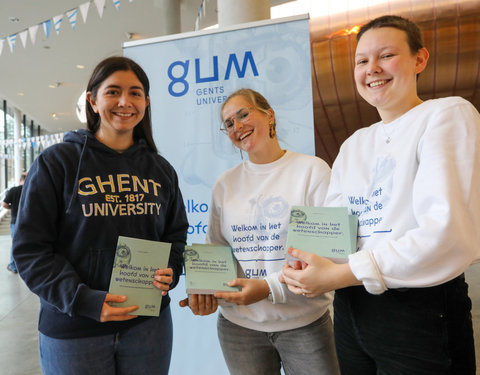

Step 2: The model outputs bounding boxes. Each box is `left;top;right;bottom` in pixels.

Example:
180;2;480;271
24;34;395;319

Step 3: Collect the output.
53;14;63;35
0;0;132;57
43;20;52;38
66;9;78;29
19;30;28;48
28;25;39;44
79;2;90;23
94;0;106;18
7;34;16;52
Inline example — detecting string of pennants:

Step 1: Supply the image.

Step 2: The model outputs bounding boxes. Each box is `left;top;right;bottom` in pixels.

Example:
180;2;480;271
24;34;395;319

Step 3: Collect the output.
0;132;65;159
0;0;134;57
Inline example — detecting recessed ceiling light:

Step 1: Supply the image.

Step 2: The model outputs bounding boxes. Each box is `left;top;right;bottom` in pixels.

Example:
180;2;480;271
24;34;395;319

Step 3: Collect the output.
17;92;24;96
51;113;57;118
48;82;61;89
76;64;85;69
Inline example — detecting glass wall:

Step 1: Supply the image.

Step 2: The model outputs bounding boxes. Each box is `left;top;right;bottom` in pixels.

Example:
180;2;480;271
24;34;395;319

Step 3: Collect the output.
0;101;5;195
22;118;37;174
0;97;45;193
4;106;15;188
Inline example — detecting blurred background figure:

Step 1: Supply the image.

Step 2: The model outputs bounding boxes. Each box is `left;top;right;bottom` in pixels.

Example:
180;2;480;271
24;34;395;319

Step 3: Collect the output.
2;172;27;274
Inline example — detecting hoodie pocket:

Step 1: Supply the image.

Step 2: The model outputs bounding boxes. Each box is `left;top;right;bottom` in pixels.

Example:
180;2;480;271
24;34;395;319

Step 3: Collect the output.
87;247;116;291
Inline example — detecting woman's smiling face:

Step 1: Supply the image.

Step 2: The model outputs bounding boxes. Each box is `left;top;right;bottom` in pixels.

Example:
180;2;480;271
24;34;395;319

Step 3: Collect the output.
87;69;149;139
221;95;273;154
354;27;428;122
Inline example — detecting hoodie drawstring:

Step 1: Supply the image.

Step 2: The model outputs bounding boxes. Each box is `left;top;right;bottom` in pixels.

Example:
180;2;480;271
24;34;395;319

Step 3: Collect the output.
66;134;88;213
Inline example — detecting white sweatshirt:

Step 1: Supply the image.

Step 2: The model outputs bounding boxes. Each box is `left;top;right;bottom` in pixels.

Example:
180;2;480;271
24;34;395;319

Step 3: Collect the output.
207;150;332;332
326;97;480;295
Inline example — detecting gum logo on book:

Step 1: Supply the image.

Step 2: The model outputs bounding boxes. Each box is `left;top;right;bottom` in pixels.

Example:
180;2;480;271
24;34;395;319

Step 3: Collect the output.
114;243;132;267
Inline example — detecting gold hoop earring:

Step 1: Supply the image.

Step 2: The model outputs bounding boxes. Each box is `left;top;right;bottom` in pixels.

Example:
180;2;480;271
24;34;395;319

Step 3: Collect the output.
269;121;276;138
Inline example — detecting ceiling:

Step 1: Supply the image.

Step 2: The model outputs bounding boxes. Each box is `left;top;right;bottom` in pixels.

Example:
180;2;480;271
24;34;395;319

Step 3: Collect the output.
0;0;212;133
0;0;291;134
2;0;480;166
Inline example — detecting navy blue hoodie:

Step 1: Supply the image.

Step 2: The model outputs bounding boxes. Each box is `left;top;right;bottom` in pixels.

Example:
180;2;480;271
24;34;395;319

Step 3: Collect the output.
13;129;188;339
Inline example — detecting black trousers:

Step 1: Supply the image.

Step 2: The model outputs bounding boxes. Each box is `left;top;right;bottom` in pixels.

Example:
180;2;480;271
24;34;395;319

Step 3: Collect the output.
333;275;476;375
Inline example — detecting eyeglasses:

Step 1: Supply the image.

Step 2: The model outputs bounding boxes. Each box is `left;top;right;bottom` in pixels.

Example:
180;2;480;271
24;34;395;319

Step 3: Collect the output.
220;107;255;133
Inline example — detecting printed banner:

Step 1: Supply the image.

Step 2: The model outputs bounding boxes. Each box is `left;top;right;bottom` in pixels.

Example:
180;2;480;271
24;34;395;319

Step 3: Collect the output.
124;15;314;245
123;16;313;375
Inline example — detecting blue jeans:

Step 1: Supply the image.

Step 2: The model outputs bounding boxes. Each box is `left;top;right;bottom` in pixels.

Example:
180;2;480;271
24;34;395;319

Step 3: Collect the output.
334;275;476;375
39;305;172;375
9;224;17;272
217;311;340;375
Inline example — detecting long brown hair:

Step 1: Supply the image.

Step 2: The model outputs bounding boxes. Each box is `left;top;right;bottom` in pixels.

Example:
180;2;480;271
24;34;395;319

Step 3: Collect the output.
86;56;157;152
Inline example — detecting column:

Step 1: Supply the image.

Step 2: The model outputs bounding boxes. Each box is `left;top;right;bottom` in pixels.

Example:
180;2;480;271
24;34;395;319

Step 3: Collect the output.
217;0;270;27
155;0;181;35
13;108;23;184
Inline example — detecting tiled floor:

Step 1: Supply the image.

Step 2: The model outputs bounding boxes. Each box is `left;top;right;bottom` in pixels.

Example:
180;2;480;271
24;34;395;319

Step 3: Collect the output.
1;234;479;374
0;235;40;375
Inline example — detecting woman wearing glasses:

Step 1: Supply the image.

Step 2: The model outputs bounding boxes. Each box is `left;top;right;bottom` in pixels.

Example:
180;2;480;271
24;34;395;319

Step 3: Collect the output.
181;88;339;375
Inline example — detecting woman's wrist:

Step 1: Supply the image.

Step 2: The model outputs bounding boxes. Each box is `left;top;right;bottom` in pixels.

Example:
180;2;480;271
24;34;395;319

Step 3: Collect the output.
337;263;362;289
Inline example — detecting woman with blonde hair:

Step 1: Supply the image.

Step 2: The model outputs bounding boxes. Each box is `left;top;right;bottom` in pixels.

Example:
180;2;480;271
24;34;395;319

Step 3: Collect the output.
182;88;339;375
